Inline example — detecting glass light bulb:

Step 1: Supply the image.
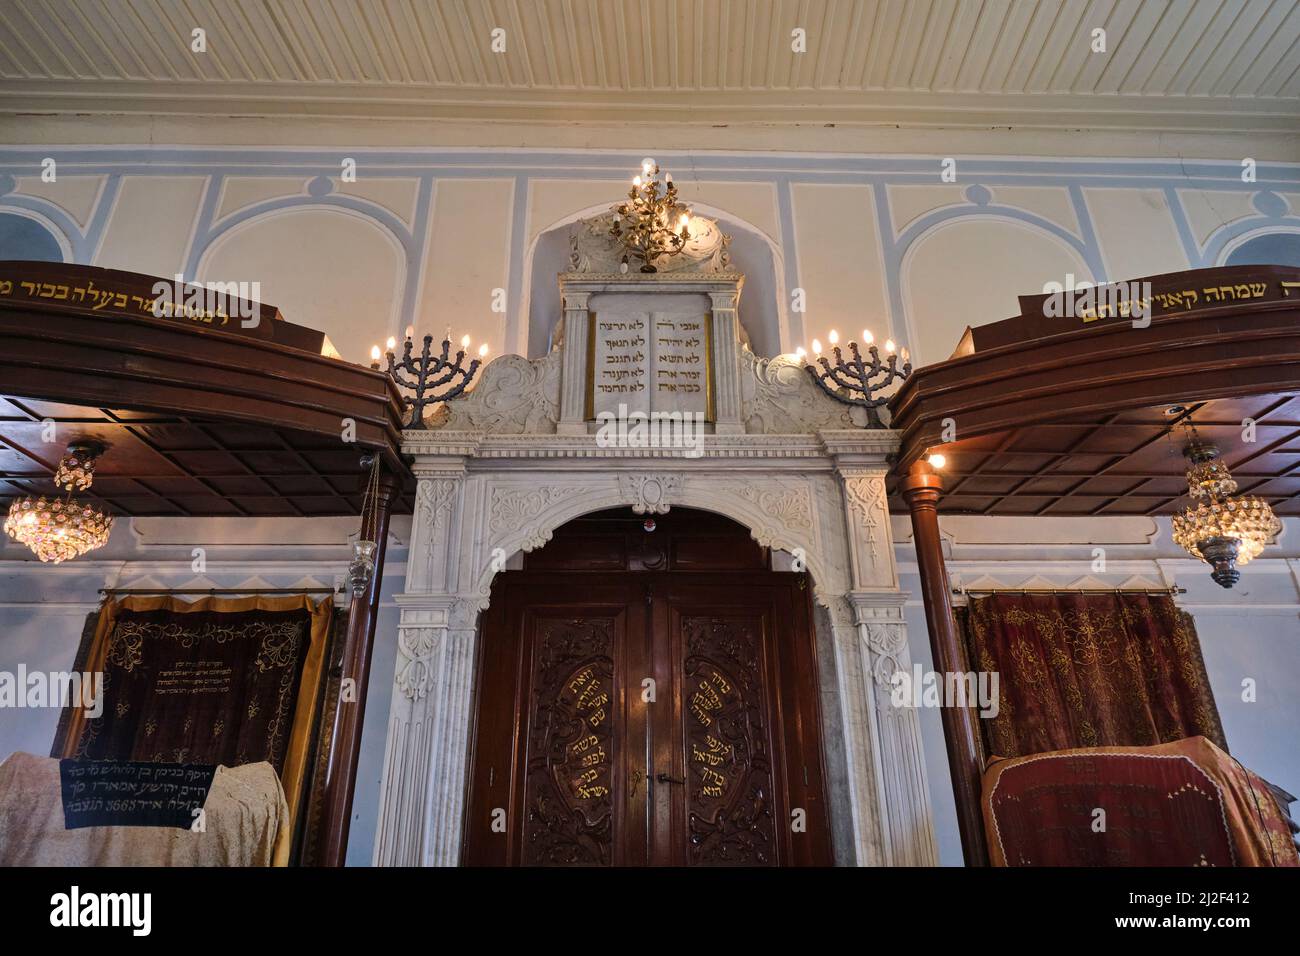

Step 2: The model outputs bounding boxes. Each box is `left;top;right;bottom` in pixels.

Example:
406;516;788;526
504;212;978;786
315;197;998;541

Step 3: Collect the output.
369;345;381;361
828;329;839;345
794;347;807;359
812;339;822;355
385;336;396;350
460;334;471;349
885;339;896;353
405;325;414;340
478;343;489;357
928;453;947;469
633;175;641;187
862;329;873;344
679;213;690;229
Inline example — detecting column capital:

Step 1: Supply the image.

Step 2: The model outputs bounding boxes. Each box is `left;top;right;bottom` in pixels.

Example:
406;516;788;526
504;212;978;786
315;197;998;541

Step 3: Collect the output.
561;289;591;311
899;458;943;505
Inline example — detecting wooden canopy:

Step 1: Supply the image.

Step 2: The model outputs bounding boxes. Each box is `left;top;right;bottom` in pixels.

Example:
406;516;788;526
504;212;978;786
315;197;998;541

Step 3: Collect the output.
0;260;411;868
0;261;412;515
887;263;1300;868
889;264;1300;516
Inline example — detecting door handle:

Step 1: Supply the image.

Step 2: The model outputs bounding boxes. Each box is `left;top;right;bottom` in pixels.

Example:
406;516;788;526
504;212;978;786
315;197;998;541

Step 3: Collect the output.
655;772;686;785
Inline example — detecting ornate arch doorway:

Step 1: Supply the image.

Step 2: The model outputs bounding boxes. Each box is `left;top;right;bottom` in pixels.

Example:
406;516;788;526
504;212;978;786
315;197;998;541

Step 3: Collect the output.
462;507;833;866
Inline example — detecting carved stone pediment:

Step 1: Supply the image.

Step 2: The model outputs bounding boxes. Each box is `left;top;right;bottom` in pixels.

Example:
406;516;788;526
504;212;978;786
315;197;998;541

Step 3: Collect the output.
569;211;731;274
432;351;561;434
740;347;869;433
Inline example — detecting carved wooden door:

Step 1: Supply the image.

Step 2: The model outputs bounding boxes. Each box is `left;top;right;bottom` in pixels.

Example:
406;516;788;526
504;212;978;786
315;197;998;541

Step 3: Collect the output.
462;509;832;866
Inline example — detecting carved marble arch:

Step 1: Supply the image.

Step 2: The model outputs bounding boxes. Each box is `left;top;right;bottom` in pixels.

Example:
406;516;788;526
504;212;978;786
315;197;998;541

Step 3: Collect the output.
523;200;788;359
469;476;851;611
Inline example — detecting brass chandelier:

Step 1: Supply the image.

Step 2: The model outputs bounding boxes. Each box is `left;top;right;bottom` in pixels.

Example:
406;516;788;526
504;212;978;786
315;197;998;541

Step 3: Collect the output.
610;158;692;273
1171;428;1279;589
5;442;114;563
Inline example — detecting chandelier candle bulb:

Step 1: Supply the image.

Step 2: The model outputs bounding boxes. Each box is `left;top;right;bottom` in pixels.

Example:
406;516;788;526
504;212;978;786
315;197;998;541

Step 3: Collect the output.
862;329;873;344
812;339;822;355
610;162;696;272
369;345;381;369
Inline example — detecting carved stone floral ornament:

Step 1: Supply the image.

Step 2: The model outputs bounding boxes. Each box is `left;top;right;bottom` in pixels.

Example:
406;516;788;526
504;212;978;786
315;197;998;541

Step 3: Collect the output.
570;211;731;275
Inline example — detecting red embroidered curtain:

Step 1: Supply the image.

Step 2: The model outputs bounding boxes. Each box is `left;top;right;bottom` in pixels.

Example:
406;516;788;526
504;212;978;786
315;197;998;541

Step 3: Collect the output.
964;591;1226;758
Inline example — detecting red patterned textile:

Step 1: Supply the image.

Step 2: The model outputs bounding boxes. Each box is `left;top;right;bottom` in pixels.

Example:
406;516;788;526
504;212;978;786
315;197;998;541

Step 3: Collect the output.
983;736;1299;867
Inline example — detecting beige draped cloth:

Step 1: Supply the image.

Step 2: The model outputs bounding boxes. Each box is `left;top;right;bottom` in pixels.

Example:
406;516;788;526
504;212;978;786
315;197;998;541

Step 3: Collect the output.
0;752;290;867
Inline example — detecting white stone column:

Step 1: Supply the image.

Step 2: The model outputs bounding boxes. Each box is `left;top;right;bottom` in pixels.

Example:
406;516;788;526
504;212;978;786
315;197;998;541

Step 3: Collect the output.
847;591;938;866
708;289;744;434
373;454;484;866
557;289;591;436
822;429;939;866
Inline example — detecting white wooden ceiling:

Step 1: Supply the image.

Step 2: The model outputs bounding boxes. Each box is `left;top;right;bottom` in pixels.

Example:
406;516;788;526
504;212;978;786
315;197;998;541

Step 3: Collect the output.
0;0;1297;130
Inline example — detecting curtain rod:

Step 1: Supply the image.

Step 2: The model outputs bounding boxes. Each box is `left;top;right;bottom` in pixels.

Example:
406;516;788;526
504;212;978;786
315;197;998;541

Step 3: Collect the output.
98;587;341;596
953;586;1186;596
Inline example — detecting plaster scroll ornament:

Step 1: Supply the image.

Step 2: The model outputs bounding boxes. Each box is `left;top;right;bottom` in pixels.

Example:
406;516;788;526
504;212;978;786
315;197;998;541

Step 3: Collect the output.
429;351;561;433
619;474;681;514
568;211;731;275
740;348;868;433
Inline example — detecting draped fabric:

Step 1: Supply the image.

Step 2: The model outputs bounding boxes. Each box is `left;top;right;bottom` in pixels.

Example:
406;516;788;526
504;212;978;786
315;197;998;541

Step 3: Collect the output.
982;737;1299;867
57;594;331;838
964;591;1226;759
0;752;291;867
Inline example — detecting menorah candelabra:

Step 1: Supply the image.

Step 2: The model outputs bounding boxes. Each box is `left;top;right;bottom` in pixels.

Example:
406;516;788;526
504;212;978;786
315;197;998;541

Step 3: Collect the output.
806;337;912;428
384;332;484;428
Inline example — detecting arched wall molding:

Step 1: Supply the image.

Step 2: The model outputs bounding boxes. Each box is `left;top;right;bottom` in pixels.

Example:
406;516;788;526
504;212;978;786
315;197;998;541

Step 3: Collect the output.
897;207;1098;362
185;174;434;341
0;206;72;261
880;182;1107;359
1167;188;1300;268
467;473;847;613
520;198;790;360
1215;220;1300;268
0;172;120;263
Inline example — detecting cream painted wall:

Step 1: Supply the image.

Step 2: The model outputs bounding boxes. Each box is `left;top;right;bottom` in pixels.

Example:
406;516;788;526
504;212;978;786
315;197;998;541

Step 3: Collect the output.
3;135;1296;372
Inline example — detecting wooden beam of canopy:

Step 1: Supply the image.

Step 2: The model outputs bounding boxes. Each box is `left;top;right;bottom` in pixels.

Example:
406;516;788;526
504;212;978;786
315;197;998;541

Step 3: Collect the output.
0;261;408;485
890;265;1300;477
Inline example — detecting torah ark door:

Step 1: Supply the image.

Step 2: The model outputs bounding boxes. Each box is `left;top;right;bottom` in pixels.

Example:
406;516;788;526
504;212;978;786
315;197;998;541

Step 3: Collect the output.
462;509;833;867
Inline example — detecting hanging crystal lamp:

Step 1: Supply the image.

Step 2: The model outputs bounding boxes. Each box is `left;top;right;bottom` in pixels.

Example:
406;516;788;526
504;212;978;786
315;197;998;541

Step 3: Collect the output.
1171;440;1280;588
5;442;114;563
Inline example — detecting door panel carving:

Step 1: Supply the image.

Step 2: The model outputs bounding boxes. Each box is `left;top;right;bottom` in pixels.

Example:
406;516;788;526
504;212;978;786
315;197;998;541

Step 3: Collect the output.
462;507;831;867
682;616;777;865
522;618;616;865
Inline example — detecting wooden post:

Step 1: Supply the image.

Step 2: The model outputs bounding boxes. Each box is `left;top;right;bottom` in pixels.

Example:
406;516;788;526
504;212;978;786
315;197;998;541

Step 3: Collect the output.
899;459;989;867
318;454;399;867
